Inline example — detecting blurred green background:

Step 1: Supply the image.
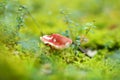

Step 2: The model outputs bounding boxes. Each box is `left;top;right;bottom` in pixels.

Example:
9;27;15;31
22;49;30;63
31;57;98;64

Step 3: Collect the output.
0;0;120;80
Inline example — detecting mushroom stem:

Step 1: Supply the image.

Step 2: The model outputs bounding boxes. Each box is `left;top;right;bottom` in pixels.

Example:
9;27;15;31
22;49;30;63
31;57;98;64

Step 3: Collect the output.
78;47;87;53
78;47;92;58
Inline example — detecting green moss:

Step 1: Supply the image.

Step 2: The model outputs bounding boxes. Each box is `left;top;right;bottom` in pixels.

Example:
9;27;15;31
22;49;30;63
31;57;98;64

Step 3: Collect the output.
0;0;120;80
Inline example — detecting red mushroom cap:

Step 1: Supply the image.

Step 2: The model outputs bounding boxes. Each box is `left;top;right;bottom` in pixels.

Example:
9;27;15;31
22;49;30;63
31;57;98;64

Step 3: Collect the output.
40;34;72;49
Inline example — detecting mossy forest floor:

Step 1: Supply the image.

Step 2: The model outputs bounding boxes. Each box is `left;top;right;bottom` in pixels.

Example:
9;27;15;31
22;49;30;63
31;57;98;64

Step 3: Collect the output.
0;0;120;80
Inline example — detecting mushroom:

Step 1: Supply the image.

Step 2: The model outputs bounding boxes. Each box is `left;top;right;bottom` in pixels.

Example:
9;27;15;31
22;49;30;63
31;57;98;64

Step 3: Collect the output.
40;34;72;49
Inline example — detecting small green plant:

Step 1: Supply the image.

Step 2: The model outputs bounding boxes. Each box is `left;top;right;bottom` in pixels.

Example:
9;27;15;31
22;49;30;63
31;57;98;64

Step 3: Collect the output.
0;0;25;48
60;9;96;55
0;1;39;52
16;5;27;30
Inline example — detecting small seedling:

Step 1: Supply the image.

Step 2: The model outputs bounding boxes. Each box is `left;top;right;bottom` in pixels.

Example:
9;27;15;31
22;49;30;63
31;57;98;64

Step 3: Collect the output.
60;9;96;57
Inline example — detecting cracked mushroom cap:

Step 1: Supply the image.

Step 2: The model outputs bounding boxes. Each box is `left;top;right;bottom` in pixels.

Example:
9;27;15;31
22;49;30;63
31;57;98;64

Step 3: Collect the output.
40;34;72;49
